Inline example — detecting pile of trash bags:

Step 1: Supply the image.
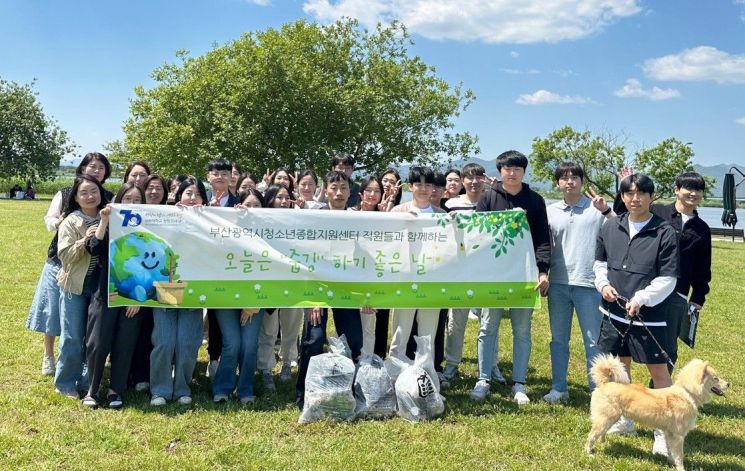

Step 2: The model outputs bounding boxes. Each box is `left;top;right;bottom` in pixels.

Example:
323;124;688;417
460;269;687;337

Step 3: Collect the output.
299;335;445;424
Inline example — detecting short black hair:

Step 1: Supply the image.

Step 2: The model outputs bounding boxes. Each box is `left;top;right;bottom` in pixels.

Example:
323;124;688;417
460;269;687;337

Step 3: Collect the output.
324;170;350;186
495;150;528;171
433;172;446;188
553;162;584;182
123;160;151;183
114;182;146;204
407;166;435;185
76;152;112;182
462;163;486;178
445;168;462;179
64;175;108;217
174;176;208;203
675;172;705;191
620;173;655;195
331;152;355;169
238;188;265;207
207;159;232;173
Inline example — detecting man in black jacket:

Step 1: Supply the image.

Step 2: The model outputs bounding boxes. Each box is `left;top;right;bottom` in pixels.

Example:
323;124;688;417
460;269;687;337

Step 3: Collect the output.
469;150;551;404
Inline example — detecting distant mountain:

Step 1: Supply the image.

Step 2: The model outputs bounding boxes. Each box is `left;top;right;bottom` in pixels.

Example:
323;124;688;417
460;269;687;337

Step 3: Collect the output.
693;164;745;198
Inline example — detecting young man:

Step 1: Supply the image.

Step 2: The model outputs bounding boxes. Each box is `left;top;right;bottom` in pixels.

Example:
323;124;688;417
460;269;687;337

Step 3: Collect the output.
594;173;680;456
388;167;445;365
205;159;239;378
331;152;360;209
441;163;499;384
543;162;614;404
295;171;364;408
470;151;551;404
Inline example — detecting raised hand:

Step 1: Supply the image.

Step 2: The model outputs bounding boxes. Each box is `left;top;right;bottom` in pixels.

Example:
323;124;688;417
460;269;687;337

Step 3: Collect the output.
585;187;610;213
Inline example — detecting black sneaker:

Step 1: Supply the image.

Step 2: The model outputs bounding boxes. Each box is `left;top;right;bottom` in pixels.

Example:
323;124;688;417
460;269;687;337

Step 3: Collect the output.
107;393;123;410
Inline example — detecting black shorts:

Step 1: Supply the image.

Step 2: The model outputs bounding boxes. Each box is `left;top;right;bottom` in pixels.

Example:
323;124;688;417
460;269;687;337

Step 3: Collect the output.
597;308;675;365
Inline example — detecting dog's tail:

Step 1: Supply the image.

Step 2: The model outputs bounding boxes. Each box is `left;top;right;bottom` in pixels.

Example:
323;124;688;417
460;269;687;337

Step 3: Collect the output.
590;354;630;387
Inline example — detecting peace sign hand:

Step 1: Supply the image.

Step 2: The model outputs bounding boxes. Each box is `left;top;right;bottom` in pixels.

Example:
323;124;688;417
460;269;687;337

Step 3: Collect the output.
585;187;610;214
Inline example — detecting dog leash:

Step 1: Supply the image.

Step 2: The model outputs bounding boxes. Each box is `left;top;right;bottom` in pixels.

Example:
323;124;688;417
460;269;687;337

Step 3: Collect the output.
608;294;675;368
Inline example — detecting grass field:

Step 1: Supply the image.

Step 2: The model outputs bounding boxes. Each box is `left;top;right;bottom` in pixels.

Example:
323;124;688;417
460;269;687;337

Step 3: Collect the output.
1;199;743;470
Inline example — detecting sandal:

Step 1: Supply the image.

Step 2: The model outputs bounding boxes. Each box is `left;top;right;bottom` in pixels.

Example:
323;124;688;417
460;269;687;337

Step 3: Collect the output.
107;393;123;410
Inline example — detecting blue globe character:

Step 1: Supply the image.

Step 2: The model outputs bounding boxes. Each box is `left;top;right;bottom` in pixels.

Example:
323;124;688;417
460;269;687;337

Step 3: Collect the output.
110;232;180;302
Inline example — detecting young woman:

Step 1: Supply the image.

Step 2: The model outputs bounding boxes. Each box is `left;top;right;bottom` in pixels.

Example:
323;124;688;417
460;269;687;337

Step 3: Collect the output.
167;175;188;204
263;168;295;197
443;168;464;200
82;183;145;409
149;177;208;406
353;176;390;358
127;175;169;393
236;174;259;194
123;161;151;188
212;191;267;404
378;168;403;212
256;184;303;388
295;170;324;209
54;175;109;398
229;162;243;195
27;152;112;376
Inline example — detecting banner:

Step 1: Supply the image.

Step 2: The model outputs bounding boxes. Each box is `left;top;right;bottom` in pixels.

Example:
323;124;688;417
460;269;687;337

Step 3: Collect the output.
107;204;540;309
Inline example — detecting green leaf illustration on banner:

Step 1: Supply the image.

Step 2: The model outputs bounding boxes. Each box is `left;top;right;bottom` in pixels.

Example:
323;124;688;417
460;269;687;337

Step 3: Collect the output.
434;211;530;258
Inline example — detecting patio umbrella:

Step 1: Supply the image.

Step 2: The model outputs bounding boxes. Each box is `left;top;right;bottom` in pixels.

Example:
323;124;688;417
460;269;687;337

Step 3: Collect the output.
721;173;737;228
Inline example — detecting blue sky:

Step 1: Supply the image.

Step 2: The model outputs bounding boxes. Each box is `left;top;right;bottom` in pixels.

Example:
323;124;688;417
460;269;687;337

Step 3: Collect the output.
1;0;744;167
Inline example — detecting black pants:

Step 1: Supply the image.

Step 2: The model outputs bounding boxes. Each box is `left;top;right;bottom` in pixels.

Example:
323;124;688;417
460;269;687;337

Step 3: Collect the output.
207;309;222;362
296;308;363;398
128;307;153;385
374;309;390;359
405;308;448;372
86;304;142;397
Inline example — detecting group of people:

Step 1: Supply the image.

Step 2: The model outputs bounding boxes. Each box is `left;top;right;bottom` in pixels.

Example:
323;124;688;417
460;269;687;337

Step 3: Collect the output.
25;150;711;454
9;182;35;200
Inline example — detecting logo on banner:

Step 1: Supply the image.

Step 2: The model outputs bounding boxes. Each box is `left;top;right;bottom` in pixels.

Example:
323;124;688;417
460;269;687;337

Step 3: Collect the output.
120;209;143;227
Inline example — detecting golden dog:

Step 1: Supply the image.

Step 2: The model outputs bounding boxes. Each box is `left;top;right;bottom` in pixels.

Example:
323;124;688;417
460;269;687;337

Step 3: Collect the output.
585;354;729;470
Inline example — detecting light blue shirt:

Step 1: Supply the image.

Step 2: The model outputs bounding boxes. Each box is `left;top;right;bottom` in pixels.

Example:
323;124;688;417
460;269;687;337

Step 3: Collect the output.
547;195;607;288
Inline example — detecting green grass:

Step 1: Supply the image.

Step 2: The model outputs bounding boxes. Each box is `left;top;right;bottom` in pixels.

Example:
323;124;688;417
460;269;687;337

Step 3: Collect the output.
1;199;743;470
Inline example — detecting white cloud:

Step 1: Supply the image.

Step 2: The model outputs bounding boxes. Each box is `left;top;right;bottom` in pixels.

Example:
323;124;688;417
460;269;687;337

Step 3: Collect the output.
500;68;540;75
643;46;745;84
249;0;271;5
510;51;520;58
614;78;680;101
303;0;642;44
736;117;745;125
516;89;595;105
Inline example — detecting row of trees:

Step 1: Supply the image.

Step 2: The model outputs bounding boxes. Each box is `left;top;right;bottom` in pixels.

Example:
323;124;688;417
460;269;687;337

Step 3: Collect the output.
1;19;707;197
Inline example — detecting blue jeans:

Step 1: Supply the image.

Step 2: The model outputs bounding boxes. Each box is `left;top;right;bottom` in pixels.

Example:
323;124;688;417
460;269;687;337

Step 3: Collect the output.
212;309;265;398
150;308;203;400
26;260;61;336
547;284;602;392
477;307;533;383
54;290;90;393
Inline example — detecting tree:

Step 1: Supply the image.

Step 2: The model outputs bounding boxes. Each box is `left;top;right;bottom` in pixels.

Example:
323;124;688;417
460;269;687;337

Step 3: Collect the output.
113;19;478;178
633;138;714;197
530;126;626;196
0;79;75;180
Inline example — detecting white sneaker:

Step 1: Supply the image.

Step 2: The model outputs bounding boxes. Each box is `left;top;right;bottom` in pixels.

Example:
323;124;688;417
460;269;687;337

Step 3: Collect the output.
542;389;569;404
279;363;292;381
607;416;637;435
470;380;491;401
652;430;669;458
512;383;530;405
150;396;166;407
207;360;219;379
134;382;149;392
41;356;55;376
177;396;192;405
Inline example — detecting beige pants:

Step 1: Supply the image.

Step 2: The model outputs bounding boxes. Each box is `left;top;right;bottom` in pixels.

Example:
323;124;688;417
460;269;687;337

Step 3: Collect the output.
256;308;303;372
388;308;440;360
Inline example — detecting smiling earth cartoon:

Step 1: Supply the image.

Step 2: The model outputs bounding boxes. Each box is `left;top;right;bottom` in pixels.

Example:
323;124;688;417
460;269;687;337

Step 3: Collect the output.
110;232;179;302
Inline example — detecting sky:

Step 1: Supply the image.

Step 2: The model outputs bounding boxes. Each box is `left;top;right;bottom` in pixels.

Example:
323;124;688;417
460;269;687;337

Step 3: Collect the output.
1;0;744;168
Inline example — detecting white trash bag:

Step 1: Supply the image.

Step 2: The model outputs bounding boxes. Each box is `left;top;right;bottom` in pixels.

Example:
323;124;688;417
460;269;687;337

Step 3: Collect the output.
298;335;357;424
384;354;413;384
394;335;445;422
354;354;397;419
